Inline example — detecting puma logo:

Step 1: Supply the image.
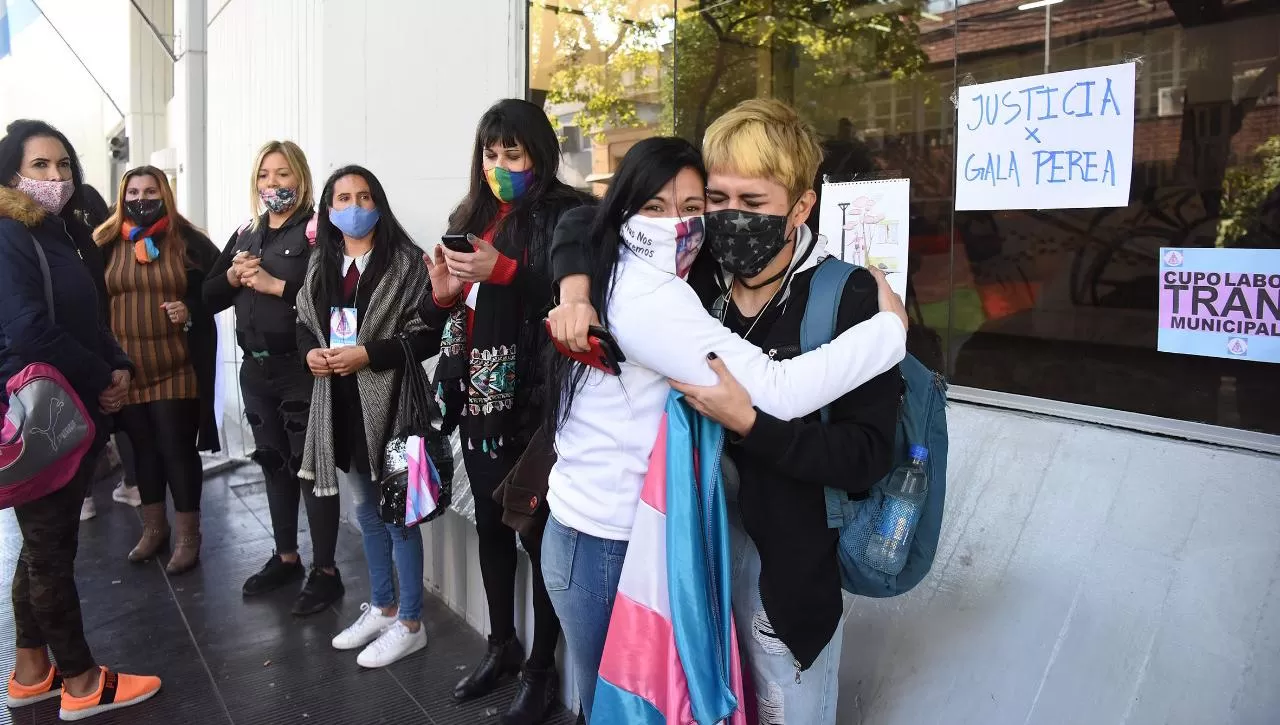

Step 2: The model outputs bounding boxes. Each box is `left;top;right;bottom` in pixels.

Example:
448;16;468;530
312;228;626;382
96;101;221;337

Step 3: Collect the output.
28;398;65;453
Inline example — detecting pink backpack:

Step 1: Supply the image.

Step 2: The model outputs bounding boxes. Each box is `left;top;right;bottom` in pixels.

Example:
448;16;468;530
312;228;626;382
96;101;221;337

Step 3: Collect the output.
0;237;97;509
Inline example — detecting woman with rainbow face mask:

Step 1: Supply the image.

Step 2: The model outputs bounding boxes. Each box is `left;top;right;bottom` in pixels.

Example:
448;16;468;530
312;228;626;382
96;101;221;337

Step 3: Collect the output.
419;98;592;725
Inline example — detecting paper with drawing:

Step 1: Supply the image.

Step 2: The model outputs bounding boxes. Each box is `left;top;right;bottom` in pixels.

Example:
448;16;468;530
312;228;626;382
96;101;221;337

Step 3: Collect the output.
817;177;911;300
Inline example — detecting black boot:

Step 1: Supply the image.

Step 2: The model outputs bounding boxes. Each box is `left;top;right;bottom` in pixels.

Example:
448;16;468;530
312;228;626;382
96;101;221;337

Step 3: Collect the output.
291;566;344;616
453;634;523;701
501;665;559;725
242;553;305;596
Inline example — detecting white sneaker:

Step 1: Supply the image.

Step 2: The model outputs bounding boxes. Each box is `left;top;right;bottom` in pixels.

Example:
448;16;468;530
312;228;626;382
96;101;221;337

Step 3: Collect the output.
79;497;97;522
332;603;396;651
356;620;426;668
112;483;142;508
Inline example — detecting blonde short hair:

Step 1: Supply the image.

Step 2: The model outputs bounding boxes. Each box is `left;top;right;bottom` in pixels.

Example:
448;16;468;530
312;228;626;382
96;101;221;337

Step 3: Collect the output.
702;99;823;203
248;140;314;229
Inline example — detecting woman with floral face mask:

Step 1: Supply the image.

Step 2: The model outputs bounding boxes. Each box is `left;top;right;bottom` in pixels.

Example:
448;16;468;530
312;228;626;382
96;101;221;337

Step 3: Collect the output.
419;98;591;725
203;141;345;617
540;135;906;722
92;166;221;575
0;119;163;720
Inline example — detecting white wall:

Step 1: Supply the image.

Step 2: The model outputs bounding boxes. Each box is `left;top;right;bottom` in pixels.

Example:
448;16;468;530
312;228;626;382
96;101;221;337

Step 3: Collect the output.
317;0;526;247
838;403;1280;725
0;0;130;194
126;0;174;167
205;0;323;242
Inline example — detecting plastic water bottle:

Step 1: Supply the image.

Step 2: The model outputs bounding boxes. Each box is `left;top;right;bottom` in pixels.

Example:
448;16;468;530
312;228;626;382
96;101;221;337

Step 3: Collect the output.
864;445;929;575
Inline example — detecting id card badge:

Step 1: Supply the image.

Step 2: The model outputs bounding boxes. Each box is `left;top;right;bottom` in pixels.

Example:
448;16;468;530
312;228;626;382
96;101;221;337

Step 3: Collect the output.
329;306;358;348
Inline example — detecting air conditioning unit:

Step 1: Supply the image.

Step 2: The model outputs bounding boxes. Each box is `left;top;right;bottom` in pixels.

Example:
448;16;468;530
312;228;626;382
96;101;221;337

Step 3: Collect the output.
1158;86;1185;117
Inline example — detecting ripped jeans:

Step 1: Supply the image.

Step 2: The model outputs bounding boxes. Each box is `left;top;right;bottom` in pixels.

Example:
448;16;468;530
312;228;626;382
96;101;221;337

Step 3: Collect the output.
240;353;339;568
730;516;852;725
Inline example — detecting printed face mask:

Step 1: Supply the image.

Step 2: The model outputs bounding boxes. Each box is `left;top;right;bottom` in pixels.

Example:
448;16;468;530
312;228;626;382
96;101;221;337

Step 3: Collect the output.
704;208;792;279
260;186;299;214
620;213;706;279
485;166;533;203
16;176;75;215
124;198;166;227
329;204;380;239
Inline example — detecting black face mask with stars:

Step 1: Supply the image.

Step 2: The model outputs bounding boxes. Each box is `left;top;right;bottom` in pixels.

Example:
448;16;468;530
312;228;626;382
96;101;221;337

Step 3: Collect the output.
704;208;793;280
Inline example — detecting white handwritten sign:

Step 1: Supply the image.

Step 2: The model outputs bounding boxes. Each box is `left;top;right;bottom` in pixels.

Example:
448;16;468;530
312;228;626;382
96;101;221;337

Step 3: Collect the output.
955;62;1136;211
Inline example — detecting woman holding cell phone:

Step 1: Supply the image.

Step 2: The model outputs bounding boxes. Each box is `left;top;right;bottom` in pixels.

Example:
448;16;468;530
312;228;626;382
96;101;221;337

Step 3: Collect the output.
419;98;591;725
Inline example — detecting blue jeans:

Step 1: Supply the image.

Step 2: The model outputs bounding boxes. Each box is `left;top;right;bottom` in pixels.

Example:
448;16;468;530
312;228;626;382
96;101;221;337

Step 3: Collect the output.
730;516;851;725
343;468;424;622
541;514;628;722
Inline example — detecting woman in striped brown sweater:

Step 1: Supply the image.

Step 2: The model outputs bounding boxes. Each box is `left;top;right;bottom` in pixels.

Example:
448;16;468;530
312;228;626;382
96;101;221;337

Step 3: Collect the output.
93;166;221;574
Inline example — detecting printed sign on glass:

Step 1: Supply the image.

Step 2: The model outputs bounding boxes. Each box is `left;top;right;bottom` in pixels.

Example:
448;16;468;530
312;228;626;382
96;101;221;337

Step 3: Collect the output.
1158;247;1280;364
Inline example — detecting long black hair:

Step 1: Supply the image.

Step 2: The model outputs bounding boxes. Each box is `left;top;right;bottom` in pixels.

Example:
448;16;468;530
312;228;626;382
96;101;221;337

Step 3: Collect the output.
312;165;417;312
448;98;576;254
0;119;88;222
546;136;707;430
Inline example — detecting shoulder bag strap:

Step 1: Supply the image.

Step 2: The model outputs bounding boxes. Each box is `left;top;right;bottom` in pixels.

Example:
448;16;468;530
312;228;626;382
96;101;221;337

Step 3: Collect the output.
29;234;56;325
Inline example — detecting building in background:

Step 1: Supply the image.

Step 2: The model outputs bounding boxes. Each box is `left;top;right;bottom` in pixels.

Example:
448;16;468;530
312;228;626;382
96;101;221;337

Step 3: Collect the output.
4;1;1280;722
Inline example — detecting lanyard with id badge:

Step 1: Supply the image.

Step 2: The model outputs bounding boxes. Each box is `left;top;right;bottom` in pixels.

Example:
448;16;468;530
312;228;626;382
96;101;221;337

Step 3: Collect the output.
330;254;368;348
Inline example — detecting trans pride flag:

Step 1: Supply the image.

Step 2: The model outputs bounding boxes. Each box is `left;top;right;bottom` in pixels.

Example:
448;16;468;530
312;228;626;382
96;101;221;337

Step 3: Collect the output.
592;391;748;725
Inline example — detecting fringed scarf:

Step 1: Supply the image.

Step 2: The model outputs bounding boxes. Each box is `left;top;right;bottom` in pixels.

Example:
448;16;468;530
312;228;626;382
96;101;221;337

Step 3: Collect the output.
433;205;524;457
296;246;430;497
121;216;171;264
434;278;522;458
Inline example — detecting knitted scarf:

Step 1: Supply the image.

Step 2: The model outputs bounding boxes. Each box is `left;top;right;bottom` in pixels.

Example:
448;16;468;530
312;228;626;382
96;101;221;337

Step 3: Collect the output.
121;216;171;263
296;245;430;497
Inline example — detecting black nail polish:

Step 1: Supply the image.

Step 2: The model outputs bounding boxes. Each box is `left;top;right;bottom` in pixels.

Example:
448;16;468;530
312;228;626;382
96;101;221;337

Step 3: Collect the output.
707;352;718;360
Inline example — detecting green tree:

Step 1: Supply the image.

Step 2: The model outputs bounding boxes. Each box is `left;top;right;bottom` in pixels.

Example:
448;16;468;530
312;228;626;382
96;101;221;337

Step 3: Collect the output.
535;1;673;142
535;0;931;143
674;0;930;140
1218;135;1280;247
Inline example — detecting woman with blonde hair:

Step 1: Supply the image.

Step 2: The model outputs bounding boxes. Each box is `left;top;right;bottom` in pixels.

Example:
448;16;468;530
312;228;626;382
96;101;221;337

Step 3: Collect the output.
205;141;344;616
93;166;220;574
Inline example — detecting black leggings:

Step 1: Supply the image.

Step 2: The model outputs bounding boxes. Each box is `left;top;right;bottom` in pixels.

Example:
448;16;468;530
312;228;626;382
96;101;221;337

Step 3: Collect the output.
116;398;203;512
240;354;340;569
463;446;561;669
13;453;96;677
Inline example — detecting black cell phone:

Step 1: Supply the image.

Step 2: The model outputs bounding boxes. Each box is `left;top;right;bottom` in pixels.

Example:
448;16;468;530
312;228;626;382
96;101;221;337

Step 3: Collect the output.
545;321;626;376
440;233;475;254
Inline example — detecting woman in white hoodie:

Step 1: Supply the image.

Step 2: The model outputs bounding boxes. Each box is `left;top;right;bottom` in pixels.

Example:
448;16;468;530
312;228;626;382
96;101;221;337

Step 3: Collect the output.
540;136;906;720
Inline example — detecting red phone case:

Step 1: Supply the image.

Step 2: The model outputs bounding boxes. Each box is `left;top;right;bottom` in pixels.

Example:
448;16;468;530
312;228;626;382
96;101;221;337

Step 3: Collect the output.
545;321;624;376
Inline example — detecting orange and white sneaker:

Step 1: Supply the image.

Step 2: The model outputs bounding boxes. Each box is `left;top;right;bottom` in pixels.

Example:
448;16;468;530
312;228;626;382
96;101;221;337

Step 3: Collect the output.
6;666;62;707
58;667;161;721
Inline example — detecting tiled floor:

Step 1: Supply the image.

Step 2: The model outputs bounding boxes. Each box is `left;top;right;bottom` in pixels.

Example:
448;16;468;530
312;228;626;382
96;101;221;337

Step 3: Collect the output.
0;468;576;725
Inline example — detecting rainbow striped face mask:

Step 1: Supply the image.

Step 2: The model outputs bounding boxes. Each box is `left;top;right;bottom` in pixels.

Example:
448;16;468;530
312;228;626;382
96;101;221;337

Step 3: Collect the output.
484;166;533;203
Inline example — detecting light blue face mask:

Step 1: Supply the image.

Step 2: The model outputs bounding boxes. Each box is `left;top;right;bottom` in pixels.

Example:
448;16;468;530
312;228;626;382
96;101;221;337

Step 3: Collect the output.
330;204;380;238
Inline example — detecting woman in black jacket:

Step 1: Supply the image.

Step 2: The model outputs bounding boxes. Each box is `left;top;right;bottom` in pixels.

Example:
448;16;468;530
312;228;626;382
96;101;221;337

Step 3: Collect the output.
92;165;221;574
204;140;344;616
0;119;162;720
421;98;591;724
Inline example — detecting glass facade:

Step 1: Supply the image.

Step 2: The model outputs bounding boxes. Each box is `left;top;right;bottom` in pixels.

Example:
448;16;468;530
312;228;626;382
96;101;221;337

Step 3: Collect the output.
529;0;1280;437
